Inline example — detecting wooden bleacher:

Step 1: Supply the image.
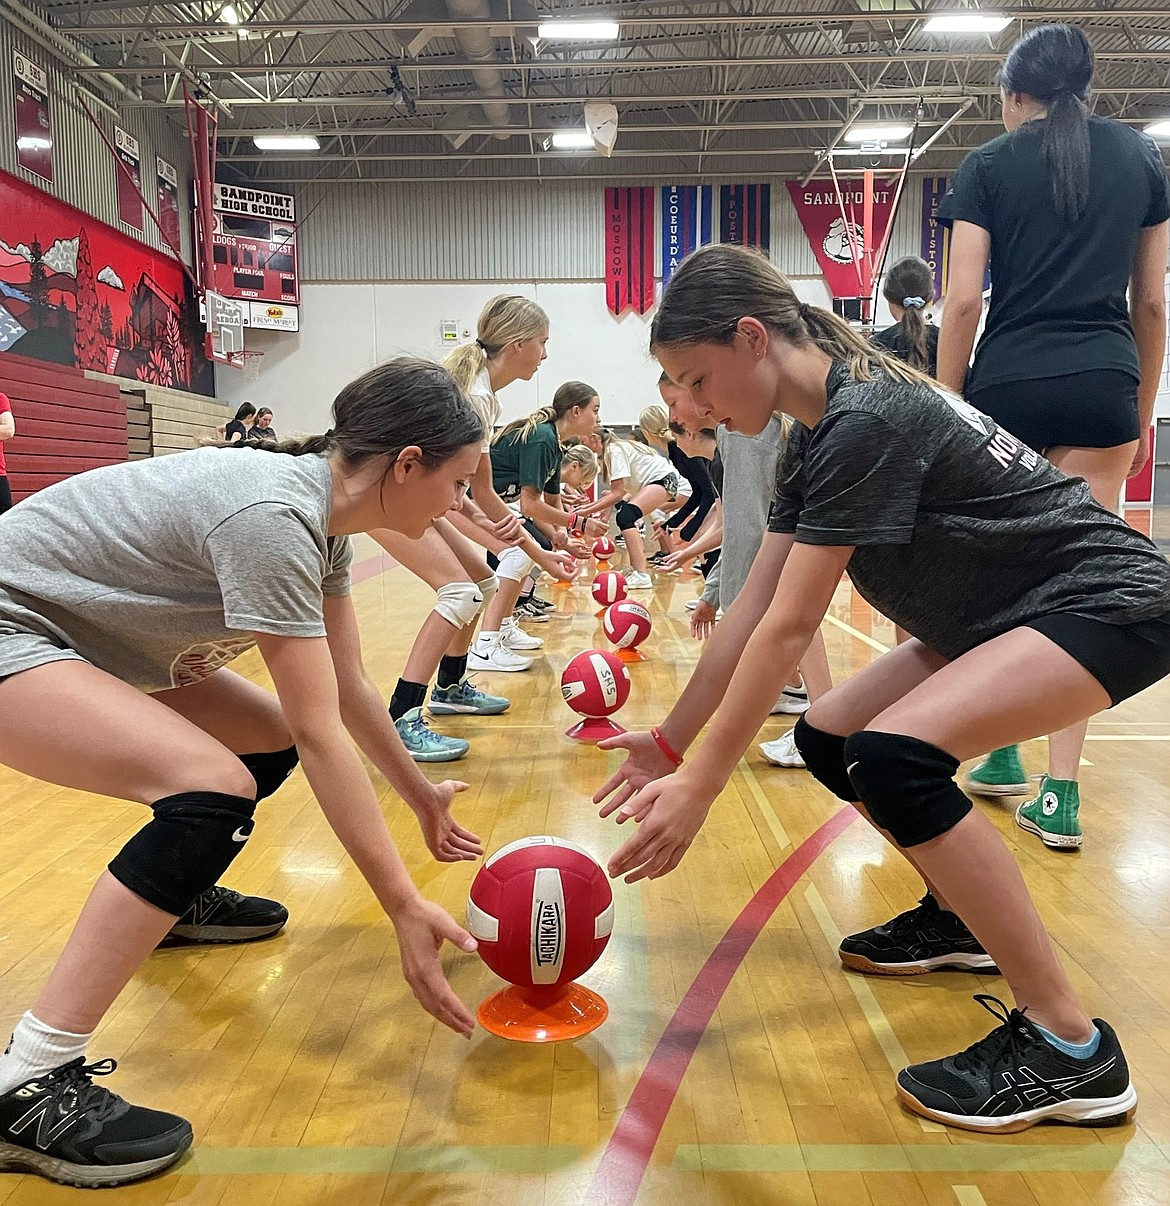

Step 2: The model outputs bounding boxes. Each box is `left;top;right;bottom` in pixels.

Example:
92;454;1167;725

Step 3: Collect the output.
85;372;233;458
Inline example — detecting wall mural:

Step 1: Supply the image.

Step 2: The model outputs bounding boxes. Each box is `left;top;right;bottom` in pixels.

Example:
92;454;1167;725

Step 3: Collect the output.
0;169;213;395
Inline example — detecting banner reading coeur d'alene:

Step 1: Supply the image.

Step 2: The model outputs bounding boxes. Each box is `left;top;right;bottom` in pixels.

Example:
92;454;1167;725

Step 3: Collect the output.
604;187;655;315
720;184;770;251
785;178;898;298
920;175;949;300
661;185;713;286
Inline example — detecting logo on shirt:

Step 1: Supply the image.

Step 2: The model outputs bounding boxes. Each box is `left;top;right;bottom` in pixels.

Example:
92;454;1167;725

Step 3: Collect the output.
169;638;257;687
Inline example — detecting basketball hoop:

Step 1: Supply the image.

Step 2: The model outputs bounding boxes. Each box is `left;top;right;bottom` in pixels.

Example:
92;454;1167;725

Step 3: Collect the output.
205;290;247;366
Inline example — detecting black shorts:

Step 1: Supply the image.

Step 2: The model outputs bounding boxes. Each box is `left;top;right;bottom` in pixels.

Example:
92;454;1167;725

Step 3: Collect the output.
0;476;11;515
969;370;1140;452
1026;611;1170;706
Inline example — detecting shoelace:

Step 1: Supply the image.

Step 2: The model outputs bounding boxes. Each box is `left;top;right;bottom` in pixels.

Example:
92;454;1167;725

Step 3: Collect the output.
201;885;242;909
883;895;937;936
407;715;451;747
44;1058;122;1124
951;994;1037;1078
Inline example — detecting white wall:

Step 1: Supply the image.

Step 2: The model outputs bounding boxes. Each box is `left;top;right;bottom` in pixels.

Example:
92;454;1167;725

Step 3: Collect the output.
219;275;835;434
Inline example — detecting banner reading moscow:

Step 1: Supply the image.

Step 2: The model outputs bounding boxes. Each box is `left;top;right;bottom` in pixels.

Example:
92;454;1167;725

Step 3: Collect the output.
661;185;712;286
605;187;655;315
720;184;770;251
785;179;897;298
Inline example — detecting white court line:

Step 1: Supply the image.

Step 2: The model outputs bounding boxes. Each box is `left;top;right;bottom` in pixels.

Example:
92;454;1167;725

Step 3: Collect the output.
822;612;892;654
952;1189;989;1205
737;757;790;851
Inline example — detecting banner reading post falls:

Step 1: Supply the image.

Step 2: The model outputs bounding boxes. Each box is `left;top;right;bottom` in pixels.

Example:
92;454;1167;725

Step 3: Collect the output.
604;187;655;315
786;178;898;298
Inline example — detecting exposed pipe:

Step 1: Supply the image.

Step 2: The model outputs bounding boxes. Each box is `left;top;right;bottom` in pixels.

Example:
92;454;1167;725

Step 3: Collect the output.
444;0;511;140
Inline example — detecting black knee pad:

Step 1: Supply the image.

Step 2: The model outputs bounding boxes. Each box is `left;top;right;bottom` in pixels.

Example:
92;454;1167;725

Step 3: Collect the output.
792;716;857;802
239;745;299;802
843;731;969;848
109;791;257;915
615;500;643;531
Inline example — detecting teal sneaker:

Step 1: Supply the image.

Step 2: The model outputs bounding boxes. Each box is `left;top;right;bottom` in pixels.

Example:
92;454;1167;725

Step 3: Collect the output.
428;677;511;716
965;745;1029;796
1016;776;1082;850
394;706;469;762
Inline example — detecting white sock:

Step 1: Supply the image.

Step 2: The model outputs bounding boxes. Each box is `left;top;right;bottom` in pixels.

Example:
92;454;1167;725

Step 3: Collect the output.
0;1012;93;1094
475;630;500;648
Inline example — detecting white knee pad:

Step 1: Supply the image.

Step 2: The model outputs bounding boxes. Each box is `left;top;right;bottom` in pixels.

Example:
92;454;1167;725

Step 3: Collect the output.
434;580;484;628
476;574;499;616
496;545;534;583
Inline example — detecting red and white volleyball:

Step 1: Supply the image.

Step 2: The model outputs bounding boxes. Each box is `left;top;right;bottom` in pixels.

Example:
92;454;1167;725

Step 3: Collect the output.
592;536;616;559
467;836;614;988
591;570;627;608
602;600;652;650
560;649;630;718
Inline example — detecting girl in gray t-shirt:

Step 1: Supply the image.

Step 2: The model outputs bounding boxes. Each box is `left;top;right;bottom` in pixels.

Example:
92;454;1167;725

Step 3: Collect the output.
596;243;1170;1141
0;357;487;1187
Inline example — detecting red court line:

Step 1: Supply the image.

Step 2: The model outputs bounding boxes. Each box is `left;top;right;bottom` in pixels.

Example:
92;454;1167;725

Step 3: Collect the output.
350;551;399;585
589;805;858;1205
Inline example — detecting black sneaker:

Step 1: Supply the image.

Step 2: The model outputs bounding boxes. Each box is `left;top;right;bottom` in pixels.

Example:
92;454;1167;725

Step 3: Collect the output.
526;594;556;612
0;1058;192;1187
838;893;998;976
513;601;549;623
160;884;288;946
896;994;1137;1133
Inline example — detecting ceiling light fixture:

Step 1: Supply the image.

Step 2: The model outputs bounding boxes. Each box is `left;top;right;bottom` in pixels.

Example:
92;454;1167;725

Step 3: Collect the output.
844;124;914;143
923;14;1012;34
219;3;240;23
549;130;596;149
1145;120;1170;139
537;21;620;41
253;133;320;151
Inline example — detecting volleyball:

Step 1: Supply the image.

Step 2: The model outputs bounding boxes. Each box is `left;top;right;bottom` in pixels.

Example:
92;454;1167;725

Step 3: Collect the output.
591;570;627;608
592;536;616;559
602;600;652;650
560;649;630;718
467;836;614;988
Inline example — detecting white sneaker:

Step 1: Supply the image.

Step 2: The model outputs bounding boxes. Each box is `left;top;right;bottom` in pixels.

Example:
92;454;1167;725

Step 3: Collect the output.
625;571;653;589
500;618;543;651
760;729;805;768
468;636;533;673
770;686;810;715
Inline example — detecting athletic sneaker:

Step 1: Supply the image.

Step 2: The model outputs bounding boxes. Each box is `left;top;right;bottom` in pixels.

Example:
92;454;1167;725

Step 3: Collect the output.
896;994;1136;1134
770;685;810;715
759;729;805;768
838;893;998;976
394;706;469;762
1016;776;1082;850
513;601;549;623
966;745;1030;796
625;571;653;589
500;618;543;651
468;637;532;673
526;595;556;612
0;1058;193;1187
161;885;288;946
429;678;511;716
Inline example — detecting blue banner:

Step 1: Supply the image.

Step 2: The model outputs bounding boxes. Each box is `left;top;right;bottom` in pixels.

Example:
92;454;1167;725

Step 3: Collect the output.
661;185;712;285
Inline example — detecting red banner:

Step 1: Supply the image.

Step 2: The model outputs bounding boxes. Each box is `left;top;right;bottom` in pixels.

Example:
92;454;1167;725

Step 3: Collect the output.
785;178;898;298
604;187;655;315
114;127;143;231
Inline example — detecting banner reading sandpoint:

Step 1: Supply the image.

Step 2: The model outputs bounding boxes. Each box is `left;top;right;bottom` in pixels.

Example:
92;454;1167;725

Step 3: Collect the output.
604;187;655;315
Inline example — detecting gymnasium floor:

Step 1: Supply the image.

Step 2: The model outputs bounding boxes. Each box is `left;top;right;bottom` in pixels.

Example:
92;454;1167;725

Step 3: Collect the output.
3;533;1170;1206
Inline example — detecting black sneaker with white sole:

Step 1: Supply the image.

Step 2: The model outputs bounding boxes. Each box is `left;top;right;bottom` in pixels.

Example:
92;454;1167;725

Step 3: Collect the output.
160;884;288;946
838;893;999;976
896;994;1137;1134
526;594;556;612
0;1058;192;1187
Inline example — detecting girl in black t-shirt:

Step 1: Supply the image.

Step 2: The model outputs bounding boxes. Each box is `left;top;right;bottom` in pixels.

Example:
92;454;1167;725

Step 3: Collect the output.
873;256;939;377
937;23;1170;842
223;401;256;445
594;242;1170;1138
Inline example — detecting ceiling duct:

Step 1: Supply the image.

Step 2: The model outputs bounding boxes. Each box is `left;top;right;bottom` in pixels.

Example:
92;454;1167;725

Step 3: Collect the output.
444;0;511;140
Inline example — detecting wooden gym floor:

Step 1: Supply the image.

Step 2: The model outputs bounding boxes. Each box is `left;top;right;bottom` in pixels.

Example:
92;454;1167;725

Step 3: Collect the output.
3;529;1170;1206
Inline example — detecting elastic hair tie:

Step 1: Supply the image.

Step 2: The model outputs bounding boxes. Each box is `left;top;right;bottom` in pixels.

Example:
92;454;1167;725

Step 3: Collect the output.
323;428;335;440
902;296;926;309
475;338;488;352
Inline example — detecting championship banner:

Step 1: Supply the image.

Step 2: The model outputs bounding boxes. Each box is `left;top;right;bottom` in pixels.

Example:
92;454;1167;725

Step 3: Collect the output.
720;184;770;251
661;185;712;285
785;178;898;298
920;175;949;300
604;187;654;315
13;52;52;182
114;127;143;230
156;157;181;256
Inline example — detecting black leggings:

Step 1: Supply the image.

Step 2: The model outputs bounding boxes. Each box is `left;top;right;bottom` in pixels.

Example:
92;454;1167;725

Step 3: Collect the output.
0;476;11;515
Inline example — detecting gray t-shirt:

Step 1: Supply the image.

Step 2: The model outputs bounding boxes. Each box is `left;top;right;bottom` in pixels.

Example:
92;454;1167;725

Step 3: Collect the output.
0;447;352;690
768;362;1170;658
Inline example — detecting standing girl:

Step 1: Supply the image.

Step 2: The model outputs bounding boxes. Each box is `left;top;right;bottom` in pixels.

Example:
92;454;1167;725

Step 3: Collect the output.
874;256;940;377
937;23;1169;847
0;358;486;1187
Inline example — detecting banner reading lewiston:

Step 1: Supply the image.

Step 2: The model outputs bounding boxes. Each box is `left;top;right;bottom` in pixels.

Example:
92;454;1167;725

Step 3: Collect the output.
604;187;655;315
720;184;770;251
661;185;712;285
920;176;949;300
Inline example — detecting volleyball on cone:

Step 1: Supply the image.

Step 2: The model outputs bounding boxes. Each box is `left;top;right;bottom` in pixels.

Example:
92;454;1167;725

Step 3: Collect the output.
602;600;652;650
592;536;616;559
591;570;627;608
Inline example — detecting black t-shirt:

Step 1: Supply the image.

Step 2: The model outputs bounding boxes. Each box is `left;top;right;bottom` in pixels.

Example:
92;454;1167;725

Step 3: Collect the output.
939;116;1170;391
665;441;716;530
874;320;940;378
768;362;1170;659
224;420;249;445
248;425;277;446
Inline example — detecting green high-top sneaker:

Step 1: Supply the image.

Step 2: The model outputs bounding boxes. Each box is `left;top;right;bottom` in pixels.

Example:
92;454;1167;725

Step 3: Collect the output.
965;745;1030;796
1016;776;1082;850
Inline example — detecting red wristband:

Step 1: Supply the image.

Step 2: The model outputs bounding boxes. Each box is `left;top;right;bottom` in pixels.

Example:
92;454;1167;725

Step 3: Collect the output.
650;726;684;767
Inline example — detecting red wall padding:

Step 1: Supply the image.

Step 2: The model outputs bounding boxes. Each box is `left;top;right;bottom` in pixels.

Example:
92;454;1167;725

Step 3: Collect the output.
1;351;127;503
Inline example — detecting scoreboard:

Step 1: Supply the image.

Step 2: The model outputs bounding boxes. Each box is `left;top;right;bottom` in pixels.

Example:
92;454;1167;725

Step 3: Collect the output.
199;183;300;308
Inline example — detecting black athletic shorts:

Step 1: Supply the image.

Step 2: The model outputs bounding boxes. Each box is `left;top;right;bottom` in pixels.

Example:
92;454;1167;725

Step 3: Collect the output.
0;476;11;515
1026;611;1170;706
969;370;1140;452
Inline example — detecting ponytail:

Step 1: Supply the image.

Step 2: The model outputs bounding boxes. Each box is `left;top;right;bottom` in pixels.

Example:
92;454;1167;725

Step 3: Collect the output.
1041;90;1091;220
881;256;935;373
494;380;598;446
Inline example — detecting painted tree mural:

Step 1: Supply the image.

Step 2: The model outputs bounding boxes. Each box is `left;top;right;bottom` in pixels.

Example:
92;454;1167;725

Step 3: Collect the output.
73;227;104;371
